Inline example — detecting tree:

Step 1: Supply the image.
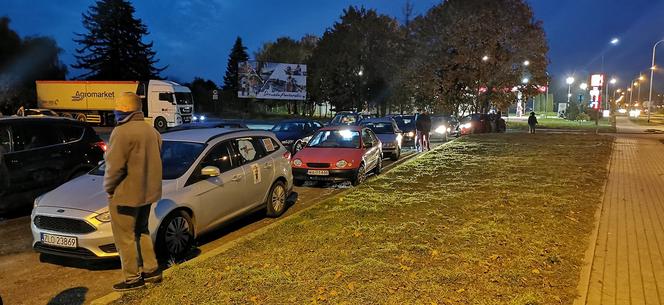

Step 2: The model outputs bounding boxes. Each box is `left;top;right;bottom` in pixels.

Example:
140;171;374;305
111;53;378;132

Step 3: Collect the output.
222;37;249;92
184;77;218;114
72;0;164;80
308;6;401;116
410;0;548;115
0;17;67;115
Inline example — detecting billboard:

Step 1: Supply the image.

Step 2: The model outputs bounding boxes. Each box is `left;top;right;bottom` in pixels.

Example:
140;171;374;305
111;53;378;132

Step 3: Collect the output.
238;61;306;100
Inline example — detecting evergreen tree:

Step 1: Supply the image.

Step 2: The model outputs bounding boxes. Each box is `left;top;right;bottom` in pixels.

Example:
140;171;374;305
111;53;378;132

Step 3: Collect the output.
222;37;249;92
72;0;165;80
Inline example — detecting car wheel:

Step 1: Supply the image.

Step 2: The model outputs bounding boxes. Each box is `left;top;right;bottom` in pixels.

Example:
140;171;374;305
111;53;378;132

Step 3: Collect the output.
75;113;86;122
293;179;305;187
157;210;194;261
374;157;382;175
391;147;400;161
266;181;287;217
352;164;366;186
293;141;304;153
154;117;167;132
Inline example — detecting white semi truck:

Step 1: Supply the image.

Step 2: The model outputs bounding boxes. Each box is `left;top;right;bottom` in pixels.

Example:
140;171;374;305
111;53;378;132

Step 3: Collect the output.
35;80;194;130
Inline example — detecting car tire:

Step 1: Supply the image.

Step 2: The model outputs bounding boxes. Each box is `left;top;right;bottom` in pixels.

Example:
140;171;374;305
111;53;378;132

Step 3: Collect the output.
391;147;400;161
266;181;287;218
75;113;86;122
156;210;194;261
352;164;366;186
293;179;305;187
154;117;168;132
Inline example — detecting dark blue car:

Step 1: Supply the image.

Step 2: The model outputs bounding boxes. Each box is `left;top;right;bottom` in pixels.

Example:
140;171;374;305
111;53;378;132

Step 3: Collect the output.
271;119;323;153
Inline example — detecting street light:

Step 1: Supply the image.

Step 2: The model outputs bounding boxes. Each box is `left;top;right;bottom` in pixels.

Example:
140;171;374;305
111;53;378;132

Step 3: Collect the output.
610;38;620;45
580;83;588;90
648;39;664;122
523;60;530;66
522;77;529;84
566;76;575;105
482;55;489;62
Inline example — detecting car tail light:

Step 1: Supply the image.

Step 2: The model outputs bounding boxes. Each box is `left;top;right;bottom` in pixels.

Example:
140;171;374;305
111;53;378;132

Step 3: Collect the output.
282;151;291;160
93;141;107;152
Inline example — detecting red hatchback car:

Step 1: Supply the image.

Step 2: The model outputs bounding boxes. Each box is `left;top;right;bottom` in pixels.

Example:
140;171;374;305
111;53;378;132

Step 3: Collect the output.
291;125;383;186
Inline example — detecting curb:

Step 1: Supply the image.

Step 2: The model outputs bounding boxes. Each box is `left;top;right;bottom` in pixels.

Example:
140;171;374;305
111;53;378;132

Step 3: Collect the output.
90;140;455;305
572;135;616;305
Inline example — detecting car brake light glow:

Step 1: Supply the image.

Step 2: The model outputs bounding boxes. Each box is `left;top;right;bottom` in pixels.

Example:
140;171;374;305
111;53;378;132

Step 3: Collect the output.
94;141;107;152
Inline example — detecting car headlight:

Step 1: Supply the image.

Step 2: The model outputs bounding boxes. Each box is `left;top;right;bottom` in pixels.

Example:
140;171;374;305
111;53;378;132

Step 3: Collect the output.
435;126;447;134
95;211;111;223
192;116;199;121
461;123;472;129
33;195;44;208
407;131;415;137
336;160;348;168
282;139;295;145
447;127;451;132
292;159;303;167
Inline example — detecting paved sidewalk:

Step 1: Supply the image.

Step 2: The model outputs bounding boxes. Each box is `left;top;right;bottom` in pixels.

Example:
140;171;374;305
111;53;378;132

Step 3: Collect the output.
581;117;664;305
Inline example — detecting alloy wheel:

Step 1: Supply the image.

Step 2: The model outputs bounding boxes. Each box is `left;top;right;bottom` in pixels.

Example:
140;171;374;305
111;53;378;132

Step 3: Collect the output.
164;216;191;256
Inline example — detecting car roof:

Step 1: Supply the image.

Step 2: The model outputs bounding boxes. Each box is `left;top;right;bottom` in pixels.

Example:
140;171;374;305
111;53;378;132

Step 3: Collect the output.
161;128;274;144
0;116;81;124
319;125;364;132
360;118;394;124
276;118;317;123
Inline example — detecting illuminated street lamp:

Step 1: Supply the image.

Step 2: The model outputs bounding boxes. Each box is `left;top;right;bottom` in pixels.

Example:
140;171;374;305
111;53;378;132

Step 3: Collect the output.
523;60;530;66
482;55;489;62
611;38;620;45
648;39;664;122
580;83;588;90
522;77;529;84
566;76;575;105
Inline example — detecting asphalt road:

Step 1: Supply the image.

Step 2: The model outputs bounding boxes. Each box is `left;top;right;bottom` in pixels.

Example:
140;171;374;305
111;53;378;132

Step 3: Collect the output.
0;139;442;305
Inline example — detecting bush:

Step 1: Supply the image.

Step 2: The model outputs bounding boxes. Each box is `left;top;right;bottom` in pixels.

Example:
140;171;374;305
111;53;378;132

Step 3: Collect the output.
576;112;590;121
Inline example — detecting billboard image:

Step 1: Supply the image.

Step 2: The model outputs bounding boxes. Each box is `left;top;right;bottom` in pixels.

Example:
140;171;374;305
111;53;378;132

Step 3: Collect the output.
238;61;306;100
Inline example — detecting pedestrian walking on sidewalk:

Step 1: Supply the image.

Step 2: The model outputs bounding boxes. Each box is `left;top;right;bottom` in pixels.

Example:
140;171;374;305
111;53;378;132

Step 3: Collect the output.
528;112;538;134
104;92;163;291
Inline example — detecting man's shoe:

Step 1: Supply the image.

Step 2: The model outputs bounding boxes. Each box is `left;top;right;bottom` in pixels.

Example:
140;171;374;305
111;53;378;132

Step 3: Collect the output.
112;279;145;291
143;270;163;284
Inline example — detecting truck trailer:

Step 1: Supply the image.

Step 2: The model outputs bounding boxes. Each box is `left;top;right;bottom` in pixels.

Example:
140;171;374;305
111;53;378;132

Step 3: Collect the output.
35;80;194;130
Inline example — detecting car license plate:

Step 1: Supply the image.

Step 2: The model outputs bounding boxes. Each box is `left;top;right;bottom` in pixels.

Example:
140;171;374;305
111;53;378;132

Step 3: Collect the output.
307;170;329;176
41;233;77;248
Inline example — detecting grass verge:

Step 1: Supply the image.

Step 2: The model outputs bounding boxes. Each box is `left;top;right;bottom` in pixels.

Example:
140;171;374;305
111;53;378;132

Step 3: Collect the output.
116;133;613;305
628;114;664;127
508;118;615;133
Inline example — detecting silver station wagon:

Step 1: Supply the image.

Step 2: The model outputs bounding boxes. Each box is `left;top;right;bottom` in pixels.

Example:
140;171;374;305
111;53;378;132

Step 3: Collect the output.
31;128;294;259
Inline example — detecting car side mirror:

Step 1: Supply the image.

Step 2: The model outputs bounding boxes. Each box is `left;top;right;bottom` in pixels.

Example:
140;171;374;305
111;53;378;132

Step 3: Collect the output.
201;166;221;177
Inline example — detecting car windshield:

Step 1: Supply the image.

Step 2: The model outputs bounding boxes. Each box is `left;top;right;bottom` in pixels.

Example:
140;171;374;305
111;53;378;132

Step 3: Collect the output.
174;92;193;105
331;114;359;125
272;122;305;132
90;141;205;180
307;130;360;148
362;122;394;134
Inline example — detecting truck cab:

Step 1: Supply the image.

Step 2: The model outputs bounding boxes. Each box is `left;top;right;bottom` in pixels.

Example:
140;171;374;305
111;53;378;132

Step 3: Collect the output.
142;80;194;131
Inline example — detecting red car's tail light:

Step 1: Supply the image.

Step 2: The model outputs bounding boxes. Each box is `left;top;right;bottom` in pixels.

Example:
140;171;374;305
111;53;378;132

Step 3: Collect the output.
93;141;107;152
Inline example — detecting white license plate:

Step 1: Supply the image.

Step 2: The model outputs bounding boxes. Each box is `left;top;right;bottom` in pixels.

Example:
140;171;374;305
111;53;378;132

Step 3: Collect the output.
41;233;77;248
307;170;329;176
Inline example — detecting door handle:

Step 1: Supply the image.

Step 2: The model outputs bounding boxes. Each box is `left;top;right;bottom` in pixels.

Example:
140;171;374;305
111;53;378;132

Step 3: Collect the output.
231;174;243;182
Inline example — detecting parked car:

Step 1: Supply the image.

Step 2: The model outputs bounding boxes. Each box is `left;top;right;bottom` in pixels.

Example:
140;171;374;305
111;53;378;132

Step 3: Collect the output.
458;113;487;135
361;118;402;160
389;115;416;147
430;115;459;141
271;119;323;153
31;128;294;260
329;111;373;126
291;125;382;186
165;118;249;133
0;117;106;216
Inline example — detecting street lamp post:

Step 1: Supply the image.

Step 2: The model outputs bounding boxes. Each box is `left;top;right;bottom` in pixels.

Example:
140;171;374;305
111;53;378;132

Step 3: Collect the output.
648;39;664;122
566;76;575;106
637;74;644;106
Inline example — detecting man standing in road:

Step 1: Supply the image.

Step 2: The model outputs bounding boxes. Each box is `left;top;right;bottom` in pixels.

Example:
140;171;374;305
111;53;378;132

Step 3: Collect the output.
416;110;432;151
104;92;163;291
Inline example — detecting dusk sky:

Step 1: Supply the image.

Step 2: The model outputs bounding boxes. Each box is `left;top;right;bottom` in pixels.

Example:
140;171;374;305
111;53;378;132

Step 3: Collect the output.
4;0;664;97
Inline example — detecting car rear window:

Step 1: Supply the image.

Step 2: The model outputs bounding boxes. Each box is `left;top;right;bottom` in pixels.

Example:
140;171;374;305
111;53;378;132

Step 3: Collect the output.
12;124;62;151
